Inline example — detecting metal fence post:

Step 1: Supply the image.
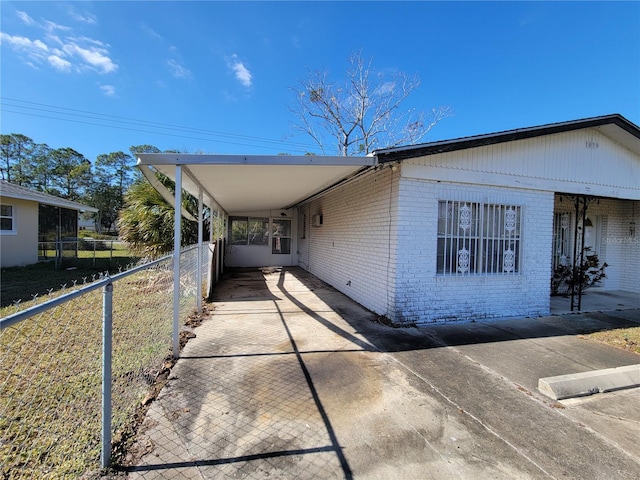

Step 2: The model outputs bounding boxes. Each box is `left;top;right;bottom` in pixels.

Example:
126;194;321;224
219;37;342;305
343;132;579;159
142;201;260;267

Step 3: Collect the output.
101;281;113;469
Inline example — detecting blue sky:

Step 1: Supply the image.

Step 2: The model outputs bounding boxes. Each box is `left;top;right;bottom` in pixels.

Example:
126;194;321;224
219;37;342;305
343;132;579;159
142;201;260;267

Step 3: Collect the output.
1;1;639;161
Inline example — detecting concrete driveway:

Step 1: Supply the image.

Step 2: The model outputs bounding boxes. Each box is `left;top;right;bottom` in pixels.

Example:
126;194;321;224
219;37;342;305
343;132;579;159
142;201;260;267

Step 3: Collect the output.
127;267;640;479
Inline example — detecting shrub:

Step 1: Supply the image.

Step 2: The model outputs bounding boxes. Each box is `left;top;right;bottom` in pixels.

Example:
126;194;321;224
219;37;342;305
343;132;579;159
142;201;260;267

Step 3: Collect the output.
551;249;608;296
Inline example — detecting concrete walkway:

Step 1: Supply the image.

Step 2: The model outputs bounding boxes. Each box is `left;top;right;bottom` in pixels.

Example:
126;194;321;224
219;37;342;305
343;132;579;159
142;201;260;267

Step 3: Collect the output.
126;267;640;479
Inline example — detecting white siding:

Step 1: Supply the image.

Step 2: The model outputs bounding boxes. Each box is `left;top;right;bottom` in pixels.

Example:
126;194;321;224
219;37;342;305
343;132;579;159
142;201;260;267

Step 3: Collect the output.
403;128;640;200
393;179;554;324
298;168;398;318
224;209;297;267
0;198;39;267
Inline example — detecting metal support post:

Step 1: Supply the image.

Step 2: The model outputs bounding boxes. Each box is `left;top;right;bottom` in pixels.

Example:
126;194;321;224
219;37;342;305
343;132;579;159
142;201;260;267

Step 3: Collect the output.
577;196;588;311
570;197;580;311
173;165;182;359
197;187;203;313
101;281;113;469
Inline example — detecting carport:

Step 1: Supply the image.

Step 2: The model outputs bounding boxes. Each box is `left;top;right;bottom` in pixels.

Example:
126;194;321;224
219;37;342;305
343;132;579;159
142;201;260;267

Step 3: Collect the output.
135;153;377;357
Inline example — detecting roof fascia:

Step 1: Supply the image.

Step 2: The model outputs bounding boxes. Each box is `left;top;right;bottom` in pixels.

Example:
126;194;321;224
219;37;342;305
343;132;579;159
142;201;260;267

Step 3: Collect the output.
0;186;98;212
137;153;377;167
375;114;640;162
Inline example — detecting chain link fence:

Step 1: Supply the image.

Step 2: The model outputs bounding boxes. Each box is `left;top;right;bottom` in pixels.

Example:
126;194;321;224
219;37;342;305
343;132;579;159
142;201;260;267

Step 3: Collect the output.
38;239;130;269
0;244;210;479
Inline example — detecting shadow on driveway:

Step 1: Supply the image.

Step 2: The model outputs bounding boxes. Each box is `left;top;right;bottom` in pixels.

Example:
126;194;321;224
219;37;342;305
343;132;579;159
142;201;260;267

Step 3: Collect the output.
125;267;640;479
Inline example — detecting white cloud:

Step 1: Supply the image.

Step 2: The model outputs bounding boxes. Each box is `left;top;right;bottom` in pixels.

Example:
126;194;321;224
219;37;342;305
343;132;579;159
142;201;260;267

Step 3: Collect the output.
71;36;108;48
167;58;191;79
43;20;72;32
64;43;118;74
16;11;35;25
228;54;252;88
99;84;116;97
142;23;162;40
374;81;396;96
0;32;48;52
68;9;97;25
48;54;72;71
1;22;118;75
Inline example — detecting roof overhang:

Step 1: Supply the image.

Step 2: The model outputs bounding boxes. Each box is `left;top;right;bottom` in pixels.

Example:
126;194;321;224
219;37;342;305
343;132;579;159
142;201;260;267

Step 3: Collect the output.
0;181;98;212
136;154;377;214
374;114;640;162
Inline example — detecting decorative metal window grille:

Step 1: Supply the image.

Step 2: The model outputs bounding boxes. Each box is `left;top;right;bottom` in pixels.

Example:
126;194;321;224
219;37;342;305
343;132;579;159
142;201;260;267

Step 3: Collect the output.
437;201;522;275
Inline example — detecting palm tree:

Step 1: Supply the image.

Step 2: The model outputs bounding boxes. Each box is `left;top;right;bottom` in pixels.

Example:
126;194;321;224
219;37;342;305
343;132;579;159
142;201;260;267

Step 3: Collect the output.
118;171;208;258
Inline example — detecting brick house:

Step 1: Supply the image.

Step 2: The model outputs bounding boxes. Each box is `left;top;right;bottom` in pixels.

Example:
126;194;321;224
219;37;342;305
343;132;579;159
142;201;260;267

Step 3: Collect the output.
137;114;640;324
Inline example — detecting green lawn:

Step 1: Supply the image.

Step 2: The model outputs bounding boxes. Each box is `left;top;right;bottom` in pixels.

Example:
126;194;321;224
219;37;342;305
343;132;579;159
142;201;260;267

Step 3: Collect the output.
0;260;175;478
1;253;140;308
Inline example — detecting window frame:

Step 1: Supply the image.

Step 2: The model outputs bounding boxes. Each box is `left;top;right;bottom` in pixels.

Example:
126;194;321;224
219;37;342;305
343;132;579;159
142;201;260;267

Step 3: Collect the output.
272;218;292;255
436;200;522;276
0;203;16;235
229;216;269;246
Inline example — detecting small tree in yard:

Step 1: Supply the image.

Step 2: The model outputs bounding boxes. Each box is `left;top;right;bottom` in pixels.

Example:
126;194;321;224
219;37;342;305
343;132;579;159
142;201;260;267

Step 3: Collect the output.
290;51;452;156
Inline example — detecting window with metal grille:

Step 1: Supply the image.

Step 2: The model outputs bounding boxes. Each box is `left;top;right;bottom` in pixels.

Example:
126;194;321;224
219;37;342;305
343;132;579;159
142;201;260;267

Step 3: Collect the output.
437;200;522;275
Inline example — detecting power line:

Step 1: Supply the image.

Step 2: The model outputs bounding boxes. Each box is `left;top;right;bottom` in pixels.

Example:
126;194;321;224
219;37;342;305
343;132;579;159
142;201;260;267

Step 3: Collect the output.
0;96;317;153
2;109;307;153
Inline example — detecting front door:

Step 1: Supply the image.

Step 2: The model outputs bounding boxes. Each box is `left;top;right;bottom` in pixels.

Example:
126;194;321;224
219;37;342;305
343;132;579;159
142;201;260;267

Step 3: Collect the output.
270;218;293;266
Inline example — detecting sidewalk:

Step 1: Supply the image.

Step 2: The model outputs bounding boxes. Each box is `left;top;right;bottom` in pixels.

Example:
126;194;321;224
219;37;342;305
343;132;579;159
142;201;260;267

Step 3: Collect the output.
126;267;640;479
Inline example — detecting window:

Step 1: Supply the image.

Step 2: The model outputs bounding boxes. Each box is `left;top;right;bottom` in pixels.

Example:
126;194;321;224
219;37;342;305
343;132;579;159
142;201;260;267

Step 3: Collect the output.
1;204;15;233
437;200;521;275
272;219;291;254
229;217;269;246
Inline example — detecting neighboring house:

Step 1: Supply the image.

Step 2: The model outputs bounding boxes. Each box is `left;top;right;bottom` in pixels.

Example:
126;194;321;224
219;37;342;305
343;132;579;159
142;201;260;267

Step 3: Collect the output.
137;114;640;324
78;213;97;232
0;181;98;267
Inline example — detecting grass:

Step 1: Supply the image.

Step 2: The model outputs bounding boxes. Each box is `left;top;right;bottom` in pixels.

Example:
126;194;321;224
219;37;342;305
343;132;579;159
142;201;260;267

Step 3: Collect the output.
0;261;181;478
582;327;640;355
1;252;140;308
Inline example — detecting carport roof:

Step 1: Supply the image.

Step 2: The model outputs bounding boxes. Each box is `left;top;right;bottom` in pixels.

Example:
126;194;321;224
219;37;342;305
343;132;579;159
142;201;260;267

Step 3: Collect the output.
136;154;377;214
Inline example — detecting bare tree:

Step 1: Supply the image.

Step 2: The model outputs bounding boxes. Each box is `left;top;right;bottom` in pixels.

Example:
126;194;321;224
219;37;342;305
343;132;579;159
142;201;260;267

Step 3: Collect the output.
290;52;452;156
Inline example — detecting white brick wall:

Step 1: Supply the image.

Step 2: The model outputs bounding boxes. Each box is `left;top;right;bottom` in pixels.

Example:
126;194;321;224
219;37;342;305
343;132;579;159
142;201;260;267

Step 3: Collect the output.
298;164;636;325
393;178;554;324
298;167;398;318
